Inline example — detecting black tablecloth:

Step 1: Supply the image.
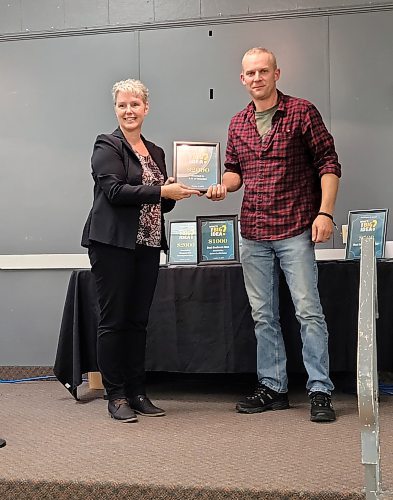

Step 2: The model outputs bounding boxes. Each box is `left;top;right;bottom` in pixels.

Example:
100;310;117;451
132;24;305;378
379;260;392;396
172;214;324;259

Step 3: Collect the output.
54;261;393;399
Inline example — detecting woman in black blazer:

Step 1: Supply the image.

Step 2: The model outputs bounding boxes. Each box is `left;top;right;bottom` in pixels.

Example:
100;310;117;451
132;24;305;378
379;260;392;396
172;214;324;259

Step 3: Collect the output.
82;79;201;422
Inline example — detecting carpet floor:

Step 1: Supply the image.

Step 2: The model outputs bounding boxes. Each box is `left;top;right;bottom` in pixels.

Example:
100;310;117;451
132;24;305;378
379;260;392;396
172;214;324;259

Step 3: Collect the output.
0;374;392;499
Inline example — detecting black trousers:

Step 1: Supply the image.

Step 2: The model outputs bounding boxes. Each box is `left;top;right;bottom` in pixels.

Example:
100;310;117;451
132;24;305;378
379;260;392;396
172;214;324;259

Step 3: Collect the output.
88;242;160;401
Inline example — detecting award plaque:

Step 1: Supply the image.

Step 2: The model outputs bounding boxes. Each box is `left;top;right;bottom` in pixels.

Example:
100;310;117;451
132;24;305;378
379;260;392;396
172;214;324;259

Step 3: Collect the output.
196;215;240;265
173;141;221;192
345;208;389;259
168;221;197;265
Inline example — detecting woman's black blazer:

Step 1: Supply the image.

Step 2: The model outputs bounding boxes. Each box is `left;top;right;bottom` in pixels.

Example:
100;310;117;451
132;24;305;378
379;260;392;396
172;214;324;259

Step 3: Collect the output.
81;127;175;251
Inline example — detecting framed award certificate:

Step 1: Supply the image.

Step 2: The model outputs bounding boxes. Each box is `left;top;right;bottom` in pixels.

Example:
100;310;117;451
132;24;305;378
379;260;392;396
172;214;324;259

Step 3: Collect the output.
173;141;221;192
167;221;197;265
196;215;240;265
345;208;389;259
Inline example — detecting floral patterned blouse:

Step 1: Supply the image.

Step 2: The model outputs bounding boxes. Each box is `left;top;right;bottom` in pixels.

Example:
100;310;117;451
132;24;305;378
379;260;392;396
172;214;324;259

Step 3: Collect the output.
134;151;164;247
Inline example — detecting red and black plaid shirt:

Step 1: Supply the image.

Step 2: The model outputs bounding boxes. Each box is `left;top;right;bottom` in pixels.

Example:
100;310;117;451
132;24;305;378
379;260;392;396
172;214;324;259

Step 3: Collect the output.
225;91;341;241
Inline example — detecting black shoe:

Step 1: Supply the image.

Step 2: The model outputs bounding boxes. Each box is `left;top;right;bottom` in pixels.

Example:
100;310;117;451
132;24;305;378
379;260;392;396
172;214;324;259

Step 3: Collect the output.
128;395;166;417
236;383;290;414
309;392;336;422
108;398;138;422
0;438;6;448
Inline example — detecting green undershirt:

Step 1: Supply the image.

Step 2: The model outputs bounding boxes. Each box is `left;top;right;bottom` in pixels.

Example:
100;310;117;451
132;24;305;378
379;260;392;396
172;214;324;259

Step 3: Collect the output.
255;104;279;137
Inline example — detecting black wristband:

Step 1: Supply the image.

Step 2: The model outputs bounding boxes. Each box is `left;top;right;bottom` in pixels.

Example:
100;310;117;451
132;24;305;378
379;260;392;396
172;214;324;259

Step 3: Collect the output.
318;212;338;229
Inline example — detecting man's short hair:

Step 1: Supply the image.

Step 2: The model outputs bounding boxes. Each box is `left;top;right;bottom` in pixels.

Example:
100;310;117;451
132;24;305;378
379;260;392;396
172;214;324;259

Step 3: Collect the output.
242;47;277;69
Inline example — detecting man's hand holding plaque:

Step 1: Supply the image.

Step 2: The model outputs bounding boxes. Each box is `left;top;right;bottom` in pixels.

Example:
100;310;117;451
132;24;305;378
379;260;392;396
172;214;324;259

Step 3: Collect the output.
205;183;227;201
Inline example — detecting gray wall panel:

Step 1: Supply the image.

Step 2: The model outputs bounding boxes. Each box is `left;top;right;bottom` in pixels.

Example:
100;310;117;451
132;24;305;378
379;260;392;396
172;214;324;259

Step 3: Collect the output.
330;11;393;240
201;0;385;17
109;0;154;25
140;17;329;222
201;0;249;18
0;270;71;365
21;0;65;32
2;1;393;36
154;0;200;21
247;0;391;13
0;0;21;34
64;0;109;28
0;32;139;254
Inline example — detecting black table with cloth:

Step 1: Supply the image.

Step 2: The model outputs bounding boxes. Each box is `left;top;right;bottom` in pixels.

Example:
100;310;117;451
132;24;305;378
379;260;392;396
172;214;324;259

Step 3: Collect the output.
54;261;393;399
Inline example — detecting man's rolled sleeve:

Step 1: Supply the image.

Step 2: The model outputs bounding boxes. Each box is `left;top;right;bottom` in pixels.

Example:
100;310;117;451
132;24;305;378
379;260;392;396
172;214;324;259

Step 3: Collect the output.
302;105;341;179
224;123;242;175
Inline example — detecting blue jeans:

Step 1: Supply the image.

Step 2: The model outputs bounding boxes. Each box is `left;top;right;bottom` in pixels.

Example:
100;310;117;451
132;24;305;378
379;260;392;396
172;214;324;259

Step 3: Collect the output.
241;230;334;395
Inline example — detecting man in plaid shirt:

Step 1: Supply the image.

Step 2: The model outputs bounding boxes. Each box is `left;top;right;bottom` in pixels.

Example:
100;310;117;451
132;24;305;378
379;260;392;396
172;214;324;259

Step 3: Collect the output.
207;47;341;422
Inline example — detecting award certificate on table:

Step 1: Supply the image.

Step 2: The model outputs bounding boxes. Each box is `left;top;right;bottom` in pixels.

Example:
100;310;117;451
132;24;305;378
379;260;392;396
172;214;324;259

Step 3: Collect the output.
168;221;197;265
173;141;220;192
345;208;389;259
196;215;240;265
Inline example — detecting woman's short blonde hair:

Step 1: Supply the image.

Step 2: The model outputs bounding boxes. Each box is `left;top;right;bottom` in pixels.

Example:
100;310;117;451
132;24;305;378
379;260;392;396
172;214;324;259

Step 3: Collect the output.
112;79;149;104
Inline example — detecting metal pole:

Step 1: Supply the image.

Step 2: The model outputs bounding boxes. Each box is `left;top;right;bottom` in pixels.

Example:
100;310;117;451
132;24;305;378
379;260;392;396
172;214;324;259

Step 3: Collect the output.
357;236;381;499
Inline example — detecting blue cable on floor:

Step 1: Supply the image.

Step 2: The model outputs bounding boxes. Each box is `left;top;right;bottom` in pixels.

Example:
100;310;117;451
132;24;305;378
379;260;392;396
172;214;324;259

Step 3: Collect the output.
379;383;393;395
0;376;88;384
0;375;58;383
